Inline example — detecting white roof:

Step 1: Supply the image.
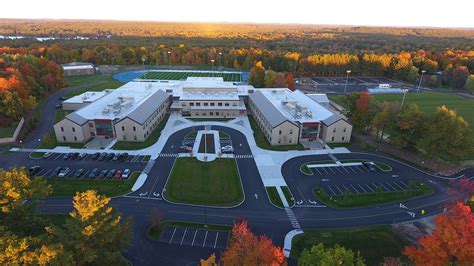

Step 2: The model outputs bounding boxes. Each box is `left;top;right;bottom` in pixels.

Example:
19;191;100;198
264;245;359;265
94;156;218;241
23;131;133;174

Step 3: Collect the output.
307;94;329;103
62;65;94;70
256;89;334;124
180;92;239;101
64;91;109;104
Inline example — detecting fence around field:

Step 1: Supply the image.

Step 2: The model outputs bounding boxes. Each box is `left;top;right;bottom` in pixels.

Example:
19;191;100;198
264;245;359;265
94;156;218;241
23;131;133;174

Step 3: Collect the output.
0;118;25;144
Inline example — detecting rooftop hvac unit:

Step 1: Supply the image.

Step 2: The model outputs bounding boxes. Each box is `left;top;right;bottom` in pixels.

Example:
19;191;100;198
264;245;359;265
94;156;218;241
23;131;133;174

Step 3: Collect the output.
305;111;313;118
102;108;110;114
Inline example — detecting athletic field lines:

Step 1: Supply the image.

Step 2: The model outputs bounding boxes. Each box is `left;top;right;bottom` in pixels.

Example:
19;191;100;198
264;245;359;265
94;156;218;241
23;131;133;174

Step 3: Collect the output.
142;71;242;82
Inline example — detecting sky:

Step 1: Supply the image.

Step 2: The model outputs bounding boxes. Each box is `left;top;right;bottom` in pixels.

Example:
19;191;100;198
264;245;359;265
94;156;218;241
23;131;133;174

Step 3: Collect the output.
1;0;473;28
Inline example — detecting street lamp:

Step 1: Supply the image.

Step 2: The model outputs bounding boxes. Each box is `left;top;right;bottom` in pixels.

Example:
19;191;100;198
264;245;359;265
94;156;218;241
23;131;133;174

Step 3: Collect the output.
218;52;222;70
211;59;215;74
400;89;408;108
167;51;171;69
141;55;146;79
344;70;351;93
417;70;426;93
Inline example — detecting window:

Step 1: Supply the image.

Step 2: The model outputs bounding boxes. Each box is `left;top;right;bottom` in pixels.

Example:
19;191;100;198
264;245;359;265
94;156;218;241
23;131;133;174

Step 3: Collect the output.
333;128;336;133
204;103;208;106
134;136;137;141
62;136;66;141
181;102;186;106
61;127;64;132
331;136;335;141
123;136;127;140
144;134;146;139
279;130;282;135
89;123;93;128
210;103;215;106
343;128;346;132
278;140;281;144
225;103;229;106
122;126;125;131
72;127;75;132
216;112;219;116
232;102;237;106
218;103;223;106
133;126;136;132
210;112;214;116
196;103;201;106
290;130;293;134
342;136;345;141
190;102;194;106
74;136;77;141
289;139;292;143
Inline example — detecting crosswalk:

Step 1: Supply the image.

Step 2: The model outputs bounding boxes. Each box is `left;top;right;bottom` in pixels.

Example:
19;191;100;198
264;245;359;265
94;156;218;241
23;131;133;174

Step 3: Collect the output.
234;154;254;159
158;153;179;158
284;207;301;229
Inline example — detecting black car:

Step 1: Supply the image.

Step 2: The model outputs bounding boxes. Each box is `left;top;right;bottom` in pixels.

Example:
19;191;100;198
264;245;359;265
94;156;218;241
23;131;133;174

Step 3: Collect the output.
98;152;107;161
28;166;41;175
89;168;99;178
98;169;108;179
362;161;376;172
55;103;63;109
106;169;116;179
70;152;80;160
59;96;66;101
91;152;100;160
73;169;84;178
62;153;70;160
105;153;115;161
52;167;62;177
118;153;129;161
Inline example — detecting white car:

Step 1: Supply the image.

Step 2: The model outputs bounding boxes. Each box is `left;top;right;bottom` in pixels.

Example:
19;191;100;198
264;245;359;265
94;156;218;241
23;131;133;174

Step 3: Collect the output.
58;167;70;177
122;169;130;179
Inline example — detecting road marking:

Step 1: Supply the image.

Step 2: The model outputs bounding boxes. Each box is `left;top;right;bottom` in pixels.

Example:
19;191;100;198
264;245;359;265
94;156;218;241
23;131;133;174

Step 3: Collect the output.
355;166;365;173
392;181;405;190
313;168;322;175
379;183;390;192
350;184;359;193
357;184;367;193
334;167;343;174
328;167;336;174
214;232;219;248
191;230;197;246
321;167;329;174
341;167;351;174
365;184;375;192
399;180;408;187
342;184;351;194
203;231;208;247
348;166;358;173
180;228;187;245
327;185;337;196
334;185;344;194
169;227;177;244
386;182;398;191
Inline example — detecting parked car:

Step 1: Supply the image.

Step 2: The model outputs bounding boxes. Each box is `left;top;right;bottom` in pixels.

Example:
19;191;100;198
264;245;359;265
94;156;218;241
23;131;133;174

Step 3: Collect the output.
58;167;70;178
105;153;114;161
59;96;66;100
28;166;41;175
221;145;234;153
89;168;99;178
121;169;131;179
98;169;108;179
113;170;123;179
52;167;62;177
98;152;107;161
91;152;100;160
70;152;79;160
112;154;119;161
178;145;193;153
78;153;87;160
362;161;376;172
73;169;84;178
43;152;54;159
55;103;62;109
62;153;70;160
118;153;129;162
106;169;116;179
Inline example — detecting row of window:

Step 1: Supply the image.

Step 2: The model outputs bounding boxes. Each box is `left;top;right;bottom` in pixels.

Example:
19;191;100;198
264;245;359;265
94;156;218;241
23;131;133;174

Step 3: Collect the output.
182;101;237;107
333;127;347;133
62;136;78;142
193;111;237;117
331;136;346;142
60;126;76;133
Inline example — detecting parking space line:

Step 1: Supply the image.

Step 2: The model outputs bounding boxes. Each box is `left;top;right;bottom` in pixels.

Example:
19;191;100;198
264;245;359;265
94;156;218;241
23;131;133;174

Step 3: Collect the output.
355;166;366;173
342;184;351;194
327;185;337;196
334;167;343;174
203;231;208;247
191;230;197;246
214;232;219;249
169;228;177;244
393;181;405;190
180;229;187;245
348;166;358;173
399;181;408;187
365;184;375;192
334;185;344;194
386;182;399;191
321;167;329;175
341;167;351;174
327;167;336;174
350;184;359;193
357;184;367;193
379;183;390;192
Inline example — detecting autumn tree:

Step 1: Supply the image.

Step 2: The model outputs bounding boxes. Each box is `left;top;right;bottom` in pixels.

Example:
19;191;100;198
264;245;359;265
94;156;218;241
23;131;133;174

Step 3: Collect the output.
352;91;376;131
389;103;426;149
285;73;296;91
404;203;474;265
298;243;365;266
274;72;287;88
220;221;286;265
417;105;473;163
448;177;474;199
264;69;277;87
48;190;133;265
464;75;474;92
249;61;266;88
200;253;217;266
451;66;469;88
371;101;400;140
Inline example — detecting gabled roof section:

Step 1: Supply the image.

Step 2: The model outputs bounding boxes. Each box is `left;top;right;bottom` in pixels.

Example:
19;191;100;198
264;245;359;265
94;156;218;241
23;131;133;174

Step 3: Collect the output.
125;89;169;124
322;113;346;126
249;90;292;128
65;112;88;125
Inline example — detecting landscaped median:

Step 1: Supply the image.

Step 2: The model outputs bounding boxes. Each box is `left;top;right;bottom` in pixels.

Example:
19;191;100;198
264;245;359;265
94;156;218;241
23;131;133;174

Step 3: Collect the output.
313;180;433;208
163;158;244;207
29;151;45;159
300;159;392;175
265;186;295;208
46;171;140;197
148;220;232;241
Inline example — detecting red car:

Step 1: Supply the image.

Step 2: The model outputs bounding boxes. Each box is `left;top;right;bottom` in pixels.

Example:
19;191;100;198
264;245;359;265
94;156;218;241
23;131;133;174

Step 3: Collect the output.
113;170;123;179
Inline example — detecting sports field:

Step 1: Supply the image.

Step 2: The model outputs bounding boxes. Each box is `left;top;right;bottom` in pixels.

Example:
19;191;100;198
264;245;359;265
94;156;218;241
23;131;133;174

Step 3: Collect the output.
330;92;474;130
141;71;242;82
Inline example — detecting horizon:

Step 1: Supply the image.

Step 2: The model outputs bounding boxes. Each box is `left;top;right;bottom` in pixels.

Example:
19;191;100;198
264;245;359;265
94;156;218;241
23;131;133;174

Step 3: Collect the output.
1;0;473;28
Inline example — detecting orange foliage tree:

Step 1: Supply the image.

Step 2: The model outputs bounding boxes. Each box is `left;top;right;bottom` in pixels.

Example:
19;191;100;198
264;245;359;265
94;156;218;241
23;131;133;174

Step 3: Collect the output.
218;221;286;265
404;203;474;265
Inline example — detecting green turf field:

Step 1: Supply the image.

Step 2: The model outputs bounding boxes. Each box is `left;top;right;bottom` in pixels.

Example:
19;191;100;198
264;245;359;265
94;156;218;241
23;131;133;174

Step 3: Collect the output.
141;71;242;82
330;92;474;129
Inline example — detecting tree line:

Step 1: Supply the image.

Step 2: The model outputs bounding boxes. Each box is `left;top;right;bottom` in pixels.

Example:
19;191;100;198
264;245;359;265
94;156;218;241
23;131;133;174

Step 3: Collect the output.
0;50;64;125
341;92;473;163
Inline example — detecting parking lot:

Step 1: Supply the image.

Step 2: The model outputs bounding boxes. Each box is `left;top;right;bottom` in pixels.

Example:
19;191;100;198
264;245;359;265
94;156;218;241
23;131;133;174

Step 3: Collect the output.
323;179;413;196
41;152;148;163
298;76;413;94
308;164;378;176
159;226;229;249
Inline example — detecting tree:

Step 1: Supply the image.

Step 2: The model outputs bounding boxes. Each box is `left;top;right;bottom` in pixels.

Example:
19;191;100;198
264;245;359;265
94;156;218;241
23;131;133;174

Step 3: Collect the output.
0;168;51;235
149;207;162;228
285;73;296;91
451;66;469;88
264;69;277;87
404;203;474;265
448;177;474;199
298;243;365;266
351;92;376;131
248;61;266;88
220;221;286;265
417;105;473;163
48;190;132;265
274;72;287;88
200;253;217;266
464;75;474;92
371;101;400;140
390;103;426;149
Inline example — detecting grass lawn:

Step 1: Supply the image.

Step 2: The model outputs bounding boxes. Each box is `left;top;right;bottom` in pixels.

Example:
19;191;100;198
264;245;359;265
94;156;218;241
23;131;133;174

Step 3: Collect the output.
314;181;433;208
0;125;16;138
330;92;474;131
37;130;84;149
266;187;284;208
282;186;295;207
112;115;169;150
30;152;45;158
148;220;232;241
291;225;406;265
46;171;140;197
164;158;244;207
219;131;230;138
142;71;242;82
63;74;124;99
248;115;306;151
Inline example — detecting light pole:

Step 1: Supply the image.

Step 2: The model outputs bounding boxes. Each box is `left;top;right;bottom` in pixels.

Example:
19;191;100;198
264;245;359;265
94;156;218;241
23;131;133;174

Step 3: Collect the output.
400;89;408;108
344;70;351;93
218;52;222;70
141;55;146;79
417;70;426;93
167;51;171;69
211;59;215;75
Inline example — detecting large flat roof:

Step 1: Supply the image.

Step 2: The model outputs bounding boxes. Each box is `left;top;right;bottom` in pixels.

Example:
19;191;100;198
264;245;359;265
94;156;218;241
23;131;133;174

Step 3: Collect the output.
63;91;109;104
254;89;334;124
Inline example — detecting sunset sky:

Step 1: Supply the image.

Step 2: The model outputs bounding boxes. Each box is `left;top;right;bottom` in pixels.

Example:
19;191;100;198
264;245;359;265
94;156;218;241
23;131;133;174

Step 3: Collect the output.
1;0;473;28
